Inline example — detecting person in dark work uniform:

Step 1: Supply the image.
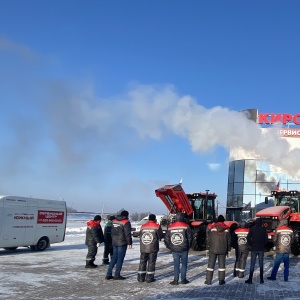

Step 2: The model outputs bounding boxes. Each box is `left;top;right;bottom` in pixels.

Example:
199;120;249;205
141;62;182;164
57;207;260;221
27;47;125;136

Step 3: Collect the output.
164;212;192;285
85;215;104;268
137;214;163;283
232;221;250;278
205;215;231;285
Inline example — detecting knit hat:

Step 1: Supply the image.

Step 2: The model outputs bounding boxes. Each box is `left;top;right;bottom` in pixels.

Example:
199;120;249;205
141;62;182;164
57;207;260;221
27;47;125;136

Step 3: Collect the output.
217;215;225;222
120;210;129;218
149;214;156;221
94;215;102;221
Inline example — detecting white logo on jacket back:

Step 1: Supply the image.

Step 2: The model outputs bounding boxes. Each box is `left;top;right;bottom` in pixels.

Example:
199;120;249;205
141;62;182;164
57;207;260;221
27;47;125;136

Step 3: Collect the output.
238;237;247;246
171;233;184;245
280;234;291;247
141;232;153;245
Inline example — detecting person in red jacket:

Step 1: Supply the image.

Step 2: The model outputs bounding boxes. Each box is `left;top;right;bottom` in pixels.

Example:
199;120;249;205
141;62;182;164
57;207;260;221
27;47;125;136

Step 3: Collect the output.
85;215;104;268
105;210;132;280
205;215;231;285
164;212;192;285
232;221;250;278
267;219;294;282
137;214;163;283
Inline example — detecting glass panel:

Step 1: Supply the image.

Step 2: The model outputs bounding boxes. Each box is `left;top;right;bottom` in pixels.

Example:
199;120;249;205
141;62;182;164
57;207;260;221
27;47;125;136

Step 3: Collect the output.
228;162;235;184
234;160;245;183
244;182;255;195
233;182;244;195
244;160;256;182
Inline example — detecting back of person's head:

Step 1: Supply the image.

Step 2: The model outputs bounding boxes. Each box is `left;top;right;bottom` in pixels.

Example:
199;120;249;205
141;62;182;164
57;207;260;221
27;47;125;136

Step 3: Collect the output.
255;218;263;226
217;215;225;223
149;214;156;221
239;221;246;228
120;210;129;218
94;215;102;222
175;212;186;222
109;215;115;221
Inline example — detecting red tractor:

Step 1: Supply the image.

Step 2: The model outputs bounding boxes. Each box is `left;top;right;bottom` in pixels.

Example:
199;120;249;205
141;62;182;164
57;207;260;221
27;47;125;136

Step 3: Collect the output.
155;183;238;251
255;190;300;255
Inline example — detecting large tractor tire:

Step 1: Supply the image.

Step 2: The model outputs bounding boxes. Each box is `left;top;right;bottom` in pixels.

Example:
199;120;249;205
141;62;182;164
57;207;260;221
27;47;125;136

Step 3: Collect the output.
191;225;207;251
291;232;300;256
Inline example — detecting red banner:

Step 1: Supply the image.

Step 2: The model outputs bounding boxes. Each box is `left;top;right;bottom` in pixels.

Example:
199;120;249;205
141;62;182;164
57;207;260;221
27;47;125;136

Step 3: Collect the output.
37;210;65;224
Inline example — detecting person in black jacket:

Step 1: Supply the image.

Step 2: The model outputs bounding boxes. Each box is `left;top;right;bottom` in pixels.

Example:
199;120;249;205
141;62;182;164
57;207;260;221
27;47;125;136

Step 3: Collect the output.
105;210;132;280
137;214;163;283
102;215;115;265
85;215;104;268
245;218;268;284
164;212;192;285
267;219;294;281
205;215;231;285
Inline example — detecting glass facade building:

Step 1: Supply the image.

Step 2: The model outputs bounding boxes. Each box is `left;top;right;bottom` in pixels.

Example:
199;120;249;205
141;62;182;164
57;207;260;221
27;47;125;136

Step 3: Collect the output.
226;159;300;222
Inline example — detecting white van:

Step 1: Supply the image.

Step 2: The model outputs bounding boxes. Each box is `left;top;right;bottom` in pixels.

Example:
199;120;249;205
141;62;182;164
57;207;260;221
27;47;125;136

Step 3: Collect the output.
131;215;166;237
0;195;67;251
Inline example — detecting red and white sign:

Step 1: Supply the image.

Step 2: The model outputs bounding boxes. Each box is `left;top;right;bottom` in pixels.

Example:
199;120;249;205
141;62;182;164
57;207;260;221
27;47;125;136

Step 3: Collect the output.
37;210;65;224
259;113;300;125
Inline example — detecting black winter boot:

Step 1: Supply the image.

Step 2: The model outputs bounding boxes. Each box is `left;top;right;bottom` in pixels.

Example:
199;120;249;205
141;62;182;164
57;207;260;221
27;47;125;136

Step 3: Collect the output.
85;261;97;268
137;273;146;282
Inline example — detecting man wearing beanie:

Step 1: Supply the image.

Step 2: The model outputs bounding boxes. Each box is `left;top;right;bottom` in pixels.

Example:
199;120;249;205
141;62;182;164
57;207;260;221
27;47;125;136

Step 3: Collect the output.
205;215;231;285
106;210;132;280
245;218;268;284
137;214;163;283
85;215;104;268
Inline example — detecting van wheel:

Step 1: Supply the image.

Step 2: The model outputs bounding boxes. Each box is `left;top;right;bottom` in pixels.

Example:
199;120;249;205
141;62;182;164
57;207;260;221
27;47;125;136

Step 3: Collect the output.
33;237;49;251
3;247;18;251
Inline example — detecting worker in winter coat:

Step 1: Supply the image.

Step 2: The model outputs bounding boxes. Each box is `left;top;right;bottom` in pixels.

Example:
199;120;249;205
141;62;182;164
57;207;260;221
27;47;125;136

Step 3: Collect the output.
102;215;115;265
245;218;268;284
232;221;250;278
205;215;231;285
267;219;294;282
137;214;163;283
164;212;192;285
106;210;132;280
85;215;104;268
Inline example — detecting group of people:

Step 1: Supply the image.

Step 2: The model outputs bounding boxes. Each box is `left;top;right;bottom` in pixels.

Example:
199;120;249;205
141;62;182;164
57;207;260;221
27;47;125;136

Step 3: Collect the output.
85;210;294;285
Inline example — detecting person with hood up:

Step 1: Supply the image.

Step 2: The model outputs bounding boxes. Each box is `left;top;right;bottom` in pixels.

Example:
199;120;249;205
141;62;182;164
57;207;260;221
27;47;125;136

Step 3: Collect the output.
137;214;163;283
267;219;294;282
205;215;231;285
245;218;268;284
102;215;115;265
106;210;132;280
232;221;250;278
164;212;192;285
85;215;104;268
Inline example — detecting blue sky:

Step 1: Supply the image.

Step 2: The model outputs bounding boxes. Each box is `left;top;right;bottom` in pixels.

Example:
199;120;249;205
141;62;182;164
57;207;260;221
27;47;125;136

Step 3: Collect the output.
0;1;300;214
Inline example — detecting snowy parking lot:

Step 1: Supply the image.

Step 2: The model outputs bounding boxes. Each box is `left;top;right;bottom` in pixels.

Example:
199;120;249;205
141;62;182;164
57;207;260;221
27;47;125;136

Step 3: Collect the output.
1;216;300;300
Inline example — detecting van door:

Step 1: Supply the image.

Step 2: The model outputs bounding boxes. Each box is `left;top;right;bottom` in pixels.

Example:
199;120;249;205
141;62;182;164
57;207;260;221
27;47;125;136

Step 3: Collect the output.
1;197;27;247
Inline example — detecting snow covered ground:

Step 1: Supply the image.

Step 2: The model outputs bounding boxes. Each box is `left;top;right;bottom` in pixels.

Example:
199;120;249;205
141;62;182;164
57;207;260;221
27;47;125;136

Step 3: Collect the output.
1;213;300;300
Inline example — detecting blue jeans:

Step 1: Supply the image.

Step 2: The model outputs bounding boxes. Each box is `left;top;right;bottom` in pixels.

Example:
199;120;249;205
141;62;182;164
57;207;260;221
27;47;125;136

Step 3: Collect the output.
172;250;188;281
249;250;264;281
107;245;127;277
271;253;290;281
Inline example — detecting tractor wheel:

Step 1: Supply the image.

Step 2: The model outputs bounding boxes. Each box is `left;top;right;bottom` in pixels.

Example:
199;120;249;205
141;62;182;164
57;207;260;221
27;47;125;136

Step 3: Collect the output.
291;241;300;256
191;225;207;251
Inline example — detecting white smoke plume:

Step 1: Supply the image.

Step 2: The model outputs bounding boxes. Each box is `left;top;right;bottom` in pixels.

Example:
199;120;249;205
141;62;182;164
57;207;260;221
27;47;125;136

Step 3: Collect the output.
45;83;298;177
